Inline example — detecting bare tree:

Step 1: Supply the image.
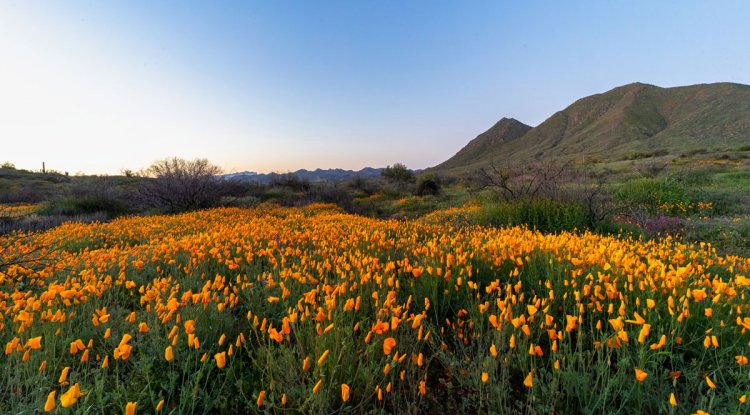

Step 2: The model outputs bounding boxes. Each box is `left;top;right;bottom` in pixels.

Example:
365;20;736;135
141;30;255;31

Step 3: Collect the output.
137;158;226;213
473;160;616;226
472;161;573;201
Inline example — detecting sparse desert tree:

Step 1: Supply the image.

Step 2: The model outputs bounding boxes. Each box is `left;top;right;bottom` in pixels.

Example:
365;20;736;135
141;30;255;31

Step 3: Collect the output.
381;163;415;187
474;160;615;226
137;157;226;213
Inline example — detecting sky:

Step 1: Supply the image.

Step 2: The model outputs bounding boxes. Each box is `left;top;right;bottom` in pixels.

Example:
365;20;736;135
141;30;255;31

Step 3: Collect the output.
2;1;750;175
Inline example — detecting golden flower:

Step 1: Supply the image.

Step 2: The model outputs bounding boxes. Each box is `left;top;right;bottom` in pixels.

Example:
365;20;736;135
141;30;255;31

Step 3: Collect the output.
383;337;396;355
635;369;647;382
59;367;70;384
60;383;83;408
341;383;350;402
257;390;265;407
317;349;330;366
25;336;42;350
214;352;226;368
523;371;533;388
313;379;323;394
44;391;56;412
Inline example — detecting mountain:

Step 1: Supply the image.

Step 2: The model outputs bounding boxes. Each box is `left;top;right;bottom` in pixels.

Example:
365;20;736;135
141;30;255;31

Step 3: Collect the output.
433;82;750;174
435;118;532;171
223;167;384;184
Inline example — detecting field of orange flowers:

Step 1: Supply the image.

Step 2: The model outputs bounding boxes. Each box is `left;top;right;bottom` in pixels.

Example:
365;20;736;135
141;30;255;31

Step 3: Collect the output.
1;204;749;414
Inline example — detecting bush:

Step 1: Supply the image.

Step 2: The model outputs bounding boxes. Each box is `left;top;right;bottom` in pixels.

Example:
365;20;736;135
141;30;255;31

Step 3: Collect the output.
416;177;441;196
137;158;227;213
381;163;415;186
475;199;590;233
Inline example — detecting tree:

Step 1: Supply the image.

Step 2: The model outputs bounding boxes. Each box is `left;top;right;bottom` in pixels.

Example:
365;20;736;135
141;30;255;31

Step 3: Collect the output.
474;160;615;226
137;158;226;213
381;163;415;186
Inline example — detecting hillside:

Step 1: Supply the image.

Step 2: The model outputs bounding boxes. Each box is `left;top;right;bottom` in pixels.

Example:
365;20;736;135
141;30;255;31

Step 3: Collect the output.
435;118;532;171
434;82;750;174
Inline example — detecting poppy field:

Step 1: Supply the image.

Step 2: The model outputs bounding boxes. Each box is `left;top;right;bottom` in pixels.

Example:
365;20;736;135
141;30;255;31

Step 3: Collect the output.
1;204;749;414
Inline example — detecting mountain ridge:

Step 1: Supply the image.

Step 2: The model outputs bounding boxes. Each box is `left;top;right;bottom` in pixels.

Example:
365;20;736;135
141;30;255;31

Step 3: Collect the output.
433;82;750;174
223;167;385;183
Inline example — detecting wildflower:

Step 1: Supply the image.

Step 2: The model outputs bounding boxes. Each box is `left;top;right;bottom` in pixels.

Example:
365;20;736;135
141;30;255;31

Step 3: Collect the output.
383;337;396;355
165;346;173;362
25;336;42;350
317;349;330;366
59;367;71;384
126;402;137;415
341;383;350;401
303;356;311;371
257;390;265;407
60;383;83;408
523;371;533;388
705;376;715;389
736;355;748;365
214;352;226;368
44;391;56;412
635;369;647;382
156;399;165;412
481;372;489;383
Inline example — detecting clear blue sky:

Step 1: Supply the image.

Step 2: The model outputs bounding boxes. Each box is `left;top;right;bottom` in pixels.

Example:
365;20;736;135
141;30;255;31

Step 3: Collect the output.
2;1;749;174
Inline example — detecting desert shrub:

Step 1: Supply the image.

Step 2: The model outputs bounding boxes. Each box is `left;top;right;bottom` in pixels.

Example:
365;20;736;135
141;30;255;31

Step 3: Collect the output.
683;218;750;257
614;177;691;218
348;176;380;196
416;176;441;196
137;158;228;213
219;195;261;208
381;163;415;187
307;183;354;211
624;149;669;160
475;199;589;233
270;173;311;192
40;178;135;217
643;215;686;237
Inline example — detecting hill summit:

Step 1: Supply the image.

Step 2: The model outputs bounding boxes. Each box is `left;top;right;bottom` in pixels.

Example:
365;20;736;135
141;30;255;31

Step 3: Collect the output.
434;82;750;174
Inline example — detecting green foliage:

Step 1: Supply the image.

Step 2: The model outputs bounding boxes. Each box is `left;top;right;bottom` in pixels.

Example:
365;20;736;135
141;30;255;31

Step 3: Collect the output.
475;199;590;232
381;163;415;184
614;178;690;216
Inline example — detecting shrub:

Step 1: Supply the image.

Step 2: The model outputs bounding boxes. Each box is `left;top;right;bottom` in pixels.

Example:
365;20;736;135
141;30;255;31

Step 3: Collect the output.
137;158;227;213
415;177;441;196
381;163;415;186
475;199;590;233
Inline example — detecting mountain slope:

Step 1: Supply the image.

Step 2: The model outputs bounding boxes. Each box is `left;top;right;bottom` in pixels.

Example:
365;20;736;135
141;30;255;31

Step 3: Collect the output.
434;82;750;174
434;118;531;171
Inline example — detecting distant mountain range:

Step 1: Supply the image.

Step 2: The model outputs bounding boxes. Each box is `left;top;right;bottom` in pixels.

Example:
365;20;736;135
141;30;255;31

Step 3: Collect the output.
223;167;384;183
433;82;750;174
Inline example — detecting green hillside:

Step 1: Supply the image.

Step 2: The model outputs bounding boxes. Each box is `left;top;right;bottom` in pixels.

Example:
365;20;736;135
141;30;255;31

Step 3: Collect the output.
434;82;750;175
